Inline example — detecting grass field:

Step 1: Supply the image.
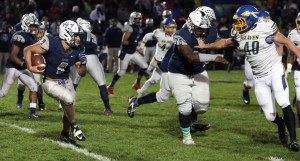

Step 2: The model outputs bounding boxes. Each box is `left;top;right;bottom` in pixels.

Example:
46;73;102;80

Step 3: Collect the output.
0;70;299;161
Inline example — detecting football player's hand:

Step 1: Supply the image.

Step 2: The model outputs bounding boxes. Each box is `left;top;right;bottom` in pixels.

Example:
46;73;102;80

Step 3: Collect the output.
194;38;206;49
215;56;229;64
29;65;45;74
79;53;87;65
285;63;292;77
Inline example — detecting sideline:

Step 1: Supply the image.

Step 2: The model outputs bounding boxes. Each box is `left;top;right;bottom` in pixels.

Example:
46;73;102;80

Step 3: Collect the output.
0;121;114;161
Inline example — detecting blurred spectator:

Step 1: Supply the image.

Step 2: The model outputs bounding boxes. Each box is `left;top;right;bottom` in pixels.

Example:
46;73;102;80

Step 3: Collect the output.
281;0;298;30
0;22;12;73
68;5;81;21
49;17;61;37
27;0;39;19
175;9;187;28
49;0;69;20
117;6;130;25
90;4;106;24
104;18;123;73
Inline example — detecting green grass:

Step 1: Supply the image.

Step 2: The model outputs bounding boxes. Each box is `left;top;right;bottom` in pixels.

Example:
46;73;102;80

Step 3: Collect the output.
0;70;299;161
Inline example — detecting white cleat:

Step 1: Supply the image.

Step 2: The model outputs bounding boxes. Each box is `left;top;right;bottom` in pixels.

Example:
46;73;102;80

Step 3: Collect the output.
182;136;195;145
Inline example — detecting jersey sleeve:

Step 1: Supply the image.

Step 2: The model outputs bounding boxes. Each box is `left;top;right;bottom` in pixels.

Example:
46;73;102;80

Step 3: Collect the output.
11;33;25;47
38;36;50;51
173;34;187;46
142;32;154;43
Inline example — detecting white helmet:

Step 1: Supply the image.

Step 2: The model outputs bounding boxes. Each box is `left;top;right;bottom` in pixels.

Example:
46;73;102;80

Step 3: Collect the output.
196;6;216;23
21;13;39;34
129;11;142;26
145;18;154;26
59;20;80;47
186;10;211;37
76;18;92;33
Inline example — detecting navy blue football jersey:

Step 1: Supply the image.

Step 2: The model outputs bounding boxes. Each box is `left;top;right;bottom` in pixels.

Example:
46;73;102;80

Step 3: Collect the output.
6;31;36;70
120;24;140;54
80;31;98;55
39;35;85;79
168;26;218;75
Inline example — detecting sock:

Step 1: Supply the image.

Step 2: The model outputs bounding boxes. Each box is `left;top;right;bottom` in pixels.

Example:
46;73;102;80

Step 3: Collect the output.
109;74;120;87
38;85;44;105
136;69;146;84
73;84;78;90
18;88;25;99
136;92;157;106
282;105;297;141
179;112;191;137
135;77;141;84
29;103;37;114
272;113;285;131
99;85;110;109
191;107;198;122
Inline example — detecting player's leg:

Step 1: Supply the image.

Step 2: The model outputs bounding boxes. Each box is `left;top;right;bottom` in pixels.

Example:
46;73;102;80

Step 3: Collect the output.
16;79;25;108
112;48;119;73
272;70;299;151
106;48;113;72
131;52;148;90
137;67;161;97
243;59;254;104
255;76;289;147
107;52;131;95
0;68;18;97
33;73;45;110
191;71;210;132
18;70;39;118
294;70;300;128
43;79;85;141
87;54;112;114
168;72;194;145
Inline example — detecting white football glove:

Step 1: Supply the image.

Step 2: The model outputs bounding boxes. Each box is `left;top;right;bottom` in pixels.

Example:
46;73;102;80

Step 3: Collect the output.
285;63;292;77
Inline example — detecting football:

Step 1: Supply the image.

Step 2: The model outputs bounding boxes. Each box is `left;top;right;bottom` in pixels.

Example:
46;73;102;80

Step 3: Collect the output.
31;54;46;70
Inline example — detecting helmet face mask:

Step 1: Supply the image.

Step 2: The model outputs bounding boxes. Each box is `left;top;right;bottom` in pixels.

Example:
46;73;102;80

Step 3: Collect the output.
163;18;177;35
186;11;210;37
21;13;39;35
59;20;80;47
232;5;259;33
37;21;47;41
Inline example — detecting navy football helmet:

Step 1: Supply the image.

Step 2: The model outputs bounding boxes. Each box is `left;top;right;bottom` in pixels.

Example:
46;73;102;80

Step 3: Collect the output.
232;5;259;33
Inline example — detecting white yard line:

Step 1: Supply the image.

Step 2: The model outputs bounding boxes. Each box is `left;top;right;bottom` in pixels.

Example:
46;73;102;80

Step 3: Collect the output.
0;121;114;161
269;156;284;161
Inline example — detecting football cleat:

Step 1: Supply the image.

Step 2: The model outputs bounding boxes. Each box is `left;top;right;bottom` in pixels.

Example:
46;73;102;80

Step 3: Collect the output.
132;83;140;91
190;122;211;133
71;124;86;141
107;86;114;95
128;96;137;118
39;104;46;111
242;88;250;104
182;136;195;145
16;95;24;109
104;108;113;115
60;132;76;144
289;140;299;152
29;112;40;119
58;104;63;111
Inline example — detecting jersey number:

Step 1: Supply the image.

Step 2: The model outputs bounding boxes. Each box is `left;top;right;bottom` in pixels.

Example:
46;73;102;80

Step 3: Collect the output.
56;62;68;74
244;41;259;55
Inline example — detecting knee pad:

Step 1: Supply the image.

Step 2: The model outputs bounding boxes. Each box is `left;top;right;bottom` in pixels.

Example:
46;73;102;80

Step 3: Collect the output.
63;95;74;106
117;69;126;76
17;83;26;90
156;90;171;102
264;112;276;122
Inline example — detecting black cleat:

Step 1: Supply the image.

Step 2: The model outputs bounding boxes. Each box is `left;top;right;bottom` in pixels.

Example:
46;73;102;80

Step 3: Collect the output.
60;132;76;144
29;113;40;119
16;95;24;109
104;108;113;115
190;122;211;133
71;124;86;141
128;96;137;118
39;104;46;111
289;140;299;152
242;88;250;104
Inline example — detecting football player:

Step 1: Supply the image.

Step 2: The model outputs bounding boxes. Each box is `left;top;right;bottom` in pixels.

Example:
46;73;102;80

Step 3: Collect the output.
70;18;113;114
287;12;300;128
0;13;40;118
107;12;148;95
16;21;47;110
24;20;87;144
196;5;299;151
137;18;176;98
